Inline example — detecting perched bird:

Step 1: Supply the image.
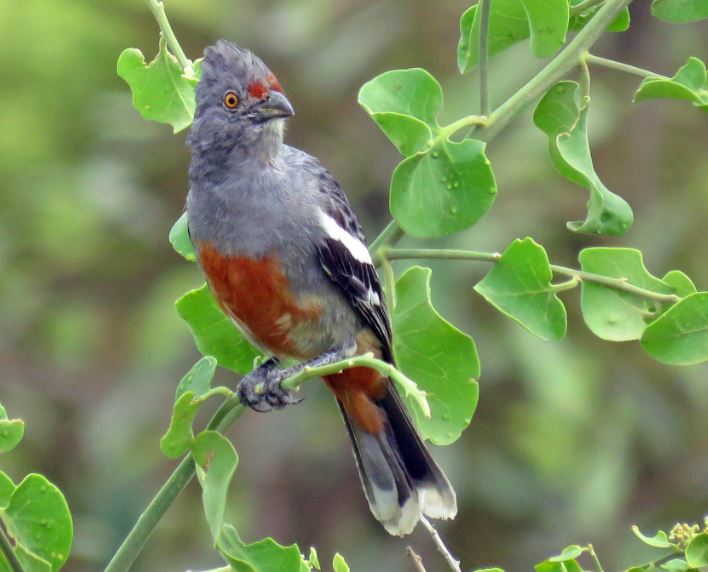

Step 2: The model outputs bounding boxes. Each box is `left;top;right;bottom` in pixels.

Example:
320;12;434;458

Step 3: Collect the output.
186;40;456;536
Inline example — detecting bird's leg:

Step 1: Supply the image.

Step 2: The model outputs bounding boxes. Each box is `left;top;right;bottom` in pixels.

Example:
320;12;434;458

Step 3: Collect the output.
237;357;280;413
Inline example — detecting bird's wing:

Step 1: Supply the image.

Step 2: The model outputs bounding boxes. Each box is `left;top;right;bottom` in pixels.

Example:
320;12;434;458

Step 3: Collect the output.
309;164;393;360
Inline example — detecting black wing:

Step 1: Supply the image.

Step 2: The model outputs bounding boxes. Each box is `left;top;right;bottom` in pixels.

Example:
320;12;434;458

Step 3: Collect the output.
312;167;393;361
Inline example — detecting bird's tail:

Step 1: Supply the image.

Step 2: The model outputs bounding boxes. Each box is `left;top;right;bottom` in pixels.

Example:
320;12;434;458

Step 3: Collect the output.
335;383;457;536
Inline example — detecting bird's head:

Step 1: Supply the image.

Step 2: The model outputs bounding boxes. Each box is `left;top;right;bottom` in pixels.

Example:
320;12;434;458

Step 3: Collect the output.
189;40;293;161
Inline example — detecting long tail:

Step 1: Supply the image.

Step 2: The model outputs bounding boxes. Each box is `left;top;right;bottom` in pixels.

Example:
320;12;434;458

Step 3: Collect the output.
334;381;457;536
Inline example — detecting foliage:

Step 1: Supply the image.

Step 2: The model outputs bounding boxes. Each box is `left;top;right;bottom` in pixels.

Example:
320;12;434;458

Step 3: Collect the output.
0;401;73;572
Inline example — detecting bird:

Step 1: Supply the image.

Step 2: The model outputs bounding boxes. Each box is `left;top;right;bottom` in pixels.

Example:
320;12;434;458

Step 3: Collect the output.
186;40;456;536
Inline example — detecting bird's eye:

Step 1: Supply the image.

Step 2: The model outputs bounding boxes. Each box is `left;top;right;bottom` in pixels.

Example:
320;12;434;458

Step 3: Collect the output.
223;91;239;110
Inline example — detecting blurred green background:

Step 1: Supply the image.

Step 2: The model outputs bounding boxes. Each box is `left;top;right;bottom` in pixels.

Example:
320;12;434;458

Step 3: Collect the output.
0;1;706;570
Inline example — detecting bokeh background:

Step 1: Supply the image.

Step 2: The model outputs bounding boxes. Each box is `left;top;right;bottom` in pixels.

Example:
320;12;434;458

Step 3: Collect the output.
1;1;706;570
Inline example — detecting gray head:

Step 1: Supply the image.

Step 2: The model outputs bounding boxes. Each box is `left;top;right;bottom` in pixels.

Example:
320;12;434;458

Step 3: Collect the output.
188;40;294;168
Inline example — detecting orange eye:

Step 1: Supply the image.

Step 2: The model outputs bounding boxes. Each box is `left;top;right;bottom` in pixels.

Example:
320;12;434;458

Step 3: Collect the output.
223;91;239;110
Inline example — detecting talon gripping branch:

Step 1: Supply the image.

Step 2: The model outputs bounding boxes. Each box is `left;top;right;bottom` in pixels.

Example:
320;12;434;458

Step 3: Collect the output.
186;40;456;536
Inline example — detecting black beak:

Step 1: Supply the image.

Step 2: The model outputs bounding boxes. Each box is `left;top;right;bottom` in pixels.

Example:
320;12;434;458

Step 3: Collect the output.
256;90;294;121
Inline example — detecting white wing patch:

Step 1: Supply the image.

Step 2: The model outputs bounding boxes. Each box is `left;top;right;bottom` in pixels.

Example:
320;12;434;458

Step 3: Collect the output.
318;209;373;264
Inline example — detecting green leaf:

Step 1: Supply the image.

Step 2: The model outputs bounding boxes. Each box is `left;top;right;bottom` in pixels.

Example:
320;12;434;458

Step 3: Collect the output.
549;545;585;562
0;471;15;508
169;212;196;262
117;40;198;133
160;384;231;459
457;0;568;73
332;553;350;572
661;558;691;571
534;81;633;235
392;267;479;445
192;431;239;542
2;474;73;571
634;57;708;110
217;524;309;572
358;69;440;156
652;0;708;22
176;283;262;374
662;270;697;297
535;560;582;572
474;569;505;572
390;139;496;238
631;525;677;549
475;238;567;340
176;356;218;400
686;533;708;568
569;4;630;32
0;419;24;454
306;547;320;570
641;292;708;365
12;546;52;572
579;248;673;341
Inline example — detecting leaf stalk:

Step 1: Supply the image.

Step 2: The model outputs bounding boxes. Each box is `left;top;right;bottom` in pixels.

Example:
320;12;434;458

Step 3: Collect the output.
584;53;668;80
478;0;492;117
0;524;24;572
144;0;194;76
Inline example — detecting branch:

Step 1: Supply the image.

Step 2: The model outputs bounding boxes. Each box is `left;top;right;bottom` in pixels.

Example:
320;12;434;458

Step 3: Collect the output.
584;53;669;79
144;0;194;76
585;544;605;572
0;524;24;572
420;516;461;572
478;0;492;116
380;248;681;304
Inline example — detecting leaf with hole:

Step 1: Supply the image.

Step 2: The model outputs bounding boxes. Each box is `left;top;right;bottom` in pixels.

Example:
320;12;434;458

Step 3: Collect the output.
579;248;673;341
457;0;569;73
392;267;479;445
169;212;196;262
117;40;199;132
192;431;239;542
534;81;633;235
177;284;262;374
390;139;496;238
475;238;567;341
641;292;708;365
634;57;708;110
358;69;441;156
217;524;309;572
652;0;708;22
2;474;73;572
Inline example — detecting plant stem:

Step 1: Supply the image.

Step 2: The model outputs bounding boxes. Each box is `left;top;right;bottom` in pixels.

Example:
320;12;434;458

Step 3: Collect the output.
580;55;591;100
478;0;492;117
420;516;461;572
104;402;246;572
569;0;606;16
406;546;428;572
584;53;667;79
476;0;634;141
0;525;23;572
380;248;681;304
551;276;581;292
381;256;398;309
144;0;194;76
370;220;404;255
585;544;605;572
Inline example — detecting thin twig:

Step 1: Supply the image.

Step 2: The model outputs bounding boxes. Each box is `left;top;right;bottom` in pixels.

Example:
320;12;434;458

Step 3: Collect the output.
478;0;492;116
420;516;461;572
586;544;605;572
584;53;668;80
0;524;24;572
406;546;428;572
144;0;194;76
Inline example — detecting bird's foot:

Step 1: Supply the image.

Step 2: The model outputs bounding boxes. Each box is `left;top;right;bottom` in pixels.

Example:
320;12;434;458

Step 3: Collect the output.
237;360;303;412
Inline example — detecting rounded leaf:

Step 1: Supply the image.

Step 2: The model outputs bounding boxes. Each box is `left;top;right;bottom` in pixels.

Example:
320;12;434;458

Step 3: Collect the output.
475;238;567;340
217;524;309;572
392;267;479;445
686;533;708;568
3;474;73;571
641;292;708;365
390;140;496;238
634;57;708;110
652;0;708;22
169;212;196;262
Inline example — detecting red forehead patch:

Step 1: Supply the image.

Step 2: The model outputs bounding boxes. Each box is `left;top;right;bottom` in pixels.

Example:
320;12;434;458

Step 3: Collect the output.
247;81;268;99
